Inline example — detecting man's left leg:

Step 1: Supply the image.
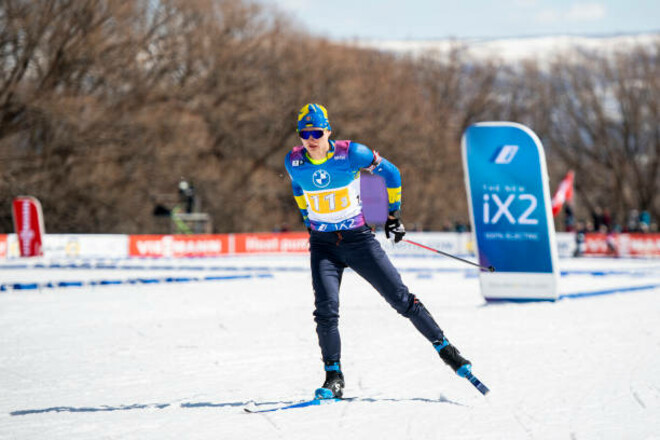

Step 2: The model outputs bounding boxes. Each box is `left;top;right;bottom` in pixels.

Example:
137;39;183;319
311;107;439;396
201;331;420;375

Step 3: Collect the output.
345;231;472;376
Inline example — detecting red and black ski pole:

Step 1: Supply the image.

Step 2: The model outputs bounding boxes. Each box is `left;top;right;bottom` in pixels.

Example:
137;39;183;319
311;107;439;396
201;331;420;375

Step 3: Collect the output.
402;239;495;273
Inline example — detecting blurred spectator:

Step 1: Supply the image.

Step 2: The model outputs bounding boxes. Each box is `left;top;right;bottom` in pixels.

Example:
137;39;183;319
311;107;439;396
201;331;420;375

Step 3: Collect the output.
585;220;595;232
454;220;468;233
178;178;196;214
627;209;639;232
602;208;612;231
600;224;618;256
591;206;605;231
639;210;651;230
574;220;586;257
564;203;575;232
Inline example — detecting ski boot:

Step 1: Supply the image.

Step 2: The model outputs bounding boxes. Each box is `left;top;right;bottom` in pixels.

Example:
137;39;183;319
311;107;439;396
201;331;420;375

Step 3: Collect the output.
434;338;472;377
315;361;344;399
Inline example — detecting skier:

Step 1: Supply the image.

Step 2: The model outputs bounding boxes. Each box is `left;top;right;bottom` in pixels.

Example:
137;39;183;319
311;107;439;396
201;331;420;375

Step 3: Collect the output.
285;103;473;399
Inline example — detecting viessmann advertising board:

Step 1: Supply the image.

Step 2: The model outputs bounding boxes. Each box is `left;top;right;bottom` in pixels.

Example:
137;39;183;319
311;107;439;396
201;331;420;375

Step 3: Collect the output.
462;122;559;301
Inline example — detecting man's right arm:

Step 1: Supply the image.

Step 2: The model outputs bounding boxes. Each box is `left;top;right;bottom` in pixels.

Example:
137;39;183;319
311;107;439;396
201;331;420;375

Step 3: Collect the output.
292;181;310;229
285;155;310;229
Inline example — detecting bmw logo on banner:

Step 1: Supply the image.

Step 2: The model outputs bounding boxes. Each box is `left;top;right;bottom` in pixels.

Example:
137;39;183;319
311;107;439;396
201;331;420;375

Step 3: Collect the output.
462;122;559;301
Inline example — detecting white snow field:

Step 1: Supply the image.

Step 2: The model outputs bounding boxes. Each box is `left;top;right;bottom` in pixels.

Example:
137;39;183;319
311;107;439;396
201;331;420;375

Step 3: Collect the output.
1;255;659;440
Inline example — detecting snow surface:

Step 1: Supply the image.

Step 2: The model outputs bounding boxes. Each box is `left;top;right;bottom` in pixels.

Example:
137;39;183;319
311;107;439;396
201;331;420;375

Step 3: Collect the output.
1;255;659;439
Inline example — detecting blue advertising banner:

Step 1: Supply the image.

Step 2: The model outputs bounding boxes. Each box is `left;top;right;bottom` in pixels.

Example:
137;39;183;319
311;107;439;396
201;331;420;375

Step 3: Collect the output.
462;122;559;300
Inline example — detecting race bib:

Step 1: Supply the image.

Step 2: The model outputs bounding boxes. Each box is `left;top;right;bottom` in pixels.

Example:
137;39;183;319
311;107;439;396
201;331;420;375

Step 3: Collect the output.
306;188;350;214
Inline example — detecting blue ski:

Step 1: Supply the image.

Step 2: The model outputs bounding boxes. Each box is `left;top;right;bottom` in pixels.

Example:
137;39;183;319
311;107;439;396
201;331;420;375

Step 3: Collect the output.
244;397;348;413
465;371;490;395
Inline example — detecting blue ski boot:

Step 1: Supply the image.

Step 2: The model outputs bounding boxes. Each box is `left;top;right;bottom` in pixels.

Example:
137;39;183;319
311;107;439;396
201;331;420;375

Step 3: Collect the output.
434;338;472;377
315;361;344;399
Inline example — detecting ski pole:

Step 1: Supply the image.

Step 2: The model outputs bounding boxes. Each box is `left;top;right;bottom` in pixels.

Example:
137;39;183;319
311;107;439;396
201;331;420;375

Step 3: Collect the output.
402;239;495;272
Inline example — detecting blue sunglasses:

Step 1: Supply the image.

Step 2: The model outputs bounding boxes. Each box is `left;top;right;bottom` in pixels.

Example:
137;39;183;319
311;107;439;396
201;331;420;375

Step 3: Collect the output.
299;130;324;140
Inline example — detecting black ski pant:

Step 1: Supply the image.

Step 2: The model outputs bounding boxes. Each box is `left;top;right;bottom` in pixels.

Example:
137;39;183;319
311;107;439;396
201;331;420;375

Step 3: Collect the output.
309;226;445;362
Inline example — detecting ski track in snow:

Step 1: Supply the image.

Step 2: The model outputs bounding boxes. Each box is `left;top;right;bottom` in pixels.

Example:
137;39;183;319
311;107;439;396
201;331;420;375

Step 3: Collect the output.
0;255;659;439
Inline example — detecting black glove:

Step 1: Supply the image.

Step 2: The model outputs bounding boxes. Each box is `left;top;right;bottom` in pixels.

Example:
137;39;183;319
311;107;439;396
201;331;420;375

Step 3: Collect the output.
385;210;406;243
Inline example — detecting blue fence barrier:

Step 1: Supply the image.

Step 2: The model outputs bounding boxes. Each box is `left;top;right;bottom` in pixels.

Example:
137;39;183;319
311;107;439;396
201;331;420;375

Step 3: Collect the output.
0;273;273;292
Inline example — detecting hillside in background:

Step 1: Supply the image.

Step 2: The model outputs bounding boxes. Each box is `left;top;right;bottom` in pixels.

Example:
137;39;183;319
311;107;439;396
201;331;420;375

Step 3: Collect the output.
358;33;659;64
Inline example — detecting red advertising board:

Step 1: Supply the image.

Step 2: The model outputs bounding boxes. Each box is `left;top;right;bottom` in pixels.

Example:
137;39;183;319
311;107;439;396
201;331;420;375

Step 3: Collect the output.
583;233;660;257
129;234;230;258
233;233;309;254
12;196;45;257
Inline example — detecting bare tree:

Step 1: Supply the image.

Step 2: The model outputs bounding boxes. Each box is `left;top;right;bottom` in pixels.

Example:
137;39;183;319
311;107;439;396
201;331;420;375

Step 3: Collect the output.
0;0;656;233
541;44;659;226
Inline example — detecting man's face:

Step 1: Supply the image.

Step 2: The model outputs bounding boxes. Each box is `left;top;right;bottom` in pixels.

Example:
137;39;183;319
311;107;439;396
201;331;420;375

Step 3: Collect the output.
299;128;331;153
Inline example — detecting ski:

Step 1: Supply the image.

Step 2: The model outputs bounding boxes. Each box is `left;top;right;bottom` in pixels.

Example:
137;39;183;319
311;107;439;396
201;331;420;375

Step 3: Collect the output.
465;371;490;395
244;397;350;413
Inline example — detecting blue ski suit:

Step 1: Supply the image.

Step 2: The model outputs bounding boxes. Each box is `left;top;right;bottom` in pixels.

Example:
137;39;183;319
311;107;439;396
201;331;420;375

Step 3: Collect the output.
285;140;446;362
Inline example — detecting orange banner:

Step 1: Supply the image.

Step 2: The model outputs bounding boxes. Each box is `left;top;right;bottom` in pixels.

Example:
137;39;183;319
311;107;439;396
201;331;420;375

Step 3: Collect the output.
129;235;230;258
233;232;309;254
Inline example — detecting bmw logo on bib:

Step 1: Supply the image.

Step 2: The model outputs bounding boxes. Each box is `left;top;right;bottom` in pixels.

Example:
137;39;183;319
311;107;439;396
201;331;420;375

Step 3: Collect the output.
312;169;331;188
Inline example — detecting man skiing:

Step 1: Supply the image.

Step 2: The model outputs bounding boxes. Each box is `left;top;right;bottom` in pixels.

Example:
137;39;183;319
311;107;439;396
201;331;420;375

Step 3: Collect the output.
284;103;473;399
